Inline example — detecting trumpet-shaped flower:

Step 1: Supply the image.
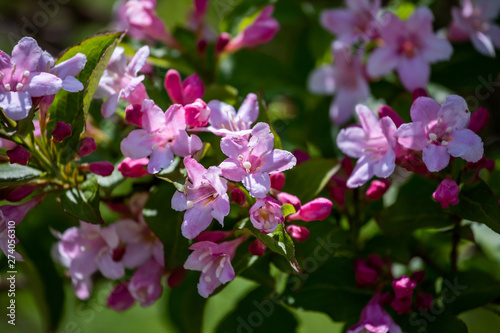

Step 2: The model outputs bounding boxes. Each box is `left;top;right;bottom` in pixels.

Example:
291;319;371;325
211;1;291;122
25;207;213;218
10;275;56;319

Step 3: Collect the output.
184;238;244;297
249;196;284;233
433;179;460;208
219;122;296;198
348;293;402;333
337;105;398;188
207;93;259;136
164;69;204;106
95;46;149;118
128;258;164;306
367;7;453;91
120;100;202;174
172;157;230;239
395;95;483;172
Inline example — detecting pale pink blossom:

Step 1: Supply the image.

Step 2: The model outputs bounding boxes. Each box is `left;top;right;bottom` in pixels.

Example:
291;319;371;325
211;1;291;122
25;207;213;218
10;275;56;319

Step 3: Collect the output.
348;293;402;333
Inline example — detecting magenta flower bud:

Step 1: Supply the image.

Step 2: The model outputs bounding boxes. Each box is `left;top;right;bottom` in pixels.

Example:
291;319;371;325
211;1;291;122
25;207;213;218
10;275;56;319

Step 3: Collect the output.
292;149;310;165
194;0;209;20
249;196;284;233
288;198;333;222
270;172;285;191
89;161;115;177
367;254;386;272
392;275;416;299
225;6;280;53
377;105;404;128
391;296;412;315
197;39;208;55
432;179;460;208
184;98;210;127
348;293;402;333
277;192;301;211
412;88;428;101
379;292;394;305
468;107;489;133
216;33;231;53
129;259;164;306
51;121;72;142
355;259;378;287
6;186;36;202
415;292;433;310
465;155;495;174
167;266;187;288
329;186;346;208
117;157;149;178
125;104;144;127
7;146;30;165
410;270;426;284
107;283;135;311
248;239;266;256
78;137;97;157
286;225;310;242
182;73;205;105
195;231;232;243
365;179;391;201
164;69;184;104
230;188;247;206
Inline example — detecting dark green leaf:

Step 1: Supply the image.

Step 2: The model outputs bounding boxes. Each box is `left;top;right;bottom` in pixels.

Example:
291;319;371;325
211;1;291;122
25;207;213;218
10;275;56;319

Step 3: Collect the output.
59;177;103;224
0;163;42;187
48;32;125;164
451;180;500;234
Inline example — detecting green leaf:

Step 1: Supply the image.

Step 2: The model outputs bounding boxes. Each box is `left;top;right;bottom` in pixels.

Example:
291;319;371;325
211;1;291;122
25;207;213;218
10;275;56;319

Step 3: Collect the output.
236;221;300;272
167;271;207;333
451;180;500;234
48;32;125;164
143;183;189;270
0;163;42;187
376;176;455;234
216;286;298;333
59;177;103;224
281;203;296;217
281;158;340;203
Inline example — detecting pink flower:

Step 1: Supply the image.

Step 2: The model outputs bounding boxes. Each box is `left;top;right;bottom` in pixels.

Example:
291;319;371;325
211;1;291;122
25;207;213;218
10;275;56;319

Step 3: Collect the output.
249;196;284;233
348;293;402;333
225;6;280;53
320;0;381;43
117;157;149;178
270;172;285;191
125;103;144;127
128;258;164;306
277;192;302;211
184;238;244;297
367;7;453;91
37;48;87;93
392;275;416;299
390;296;412;315
355;260;379;287
120;100;202;174
107;283;135;311
78;137;97;157
248;239;266;256
230;188;247;205
164;70;204;106
309;42;370;125
185;98;210;127
433;179;460;208
336;105;397;188
365;179;391;200
377;105;403;128
51;121;72;142
395;95;484;172
207;93;259;136
286;225;310;242
7;145;30;165
287;198;333;222
195;231;232;243
171;157;230;239
449;0;500;57
219;122;296;198
89;161;115;176
95;46;150;118
468;107;489;133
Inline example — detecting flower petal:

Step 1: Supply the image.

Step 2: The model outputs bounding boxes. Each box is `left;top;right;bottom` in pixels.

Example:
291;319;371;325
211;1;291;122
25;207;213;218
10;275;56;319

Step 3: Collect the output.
182;206;214;239
447;129;484;162
0;91;32;121
422;144;450;172
410;96;441;124
11;37;41;73
147;147;174;174
260;149;297;174
308;65;336;95
367;47;399;78
397;56;430;91
120;129;154;159
24;72;62;97
438;95;470;129
395;122;428;150
235;93;259;125
242;172;271;198
126;45;149;76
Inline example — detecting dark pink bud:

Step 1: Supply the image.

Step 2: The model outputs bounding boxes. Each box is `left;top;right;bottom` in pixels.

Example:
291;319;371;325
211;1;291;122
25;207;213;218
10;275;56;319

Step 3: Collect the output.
286;225;310;242
270;172;285;191
195;231;232;243
196;39;208;55
184;98;210;127
182;73;205;105
365;179;391;201
230;188;247;205
107;283;135;311
468;107;489;133
89;161;115;176
194;0;209;19
410;270;426;284
7;146;30;165
415;292;433;310
216;33;231;53
465;155;494;173
379;292;394;305
396;148;428;175
248;239;266;256
355;259;378;287
277;192;301;211
167;267;188;288
112;246;126;262
377;105;403;128
6;186;36;202
329;185;346;208
51;121;72;142
117;158;149;178
125;104;144;127
78;137;97;157
392;275;416;299
412;88;428;101
432;179;460;208
288;198;333;222
164;69;184;104
292;149;310;165
341;156;354;176
391;296;412;315
367;254;386;272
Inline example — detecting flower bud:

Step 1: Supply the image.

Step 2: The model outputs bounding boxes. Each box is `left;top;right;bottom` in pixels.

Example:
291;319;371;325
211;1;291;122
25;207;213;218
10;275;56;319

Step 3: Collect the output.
378;105;403;128
196;39;208;55
355;259;379;287
292;149;310;165
410;270;426;284
167;267;187;288
286;225;310;242
432;179;460;208
195;231;232;243
365;179;391;201
182;73;205;105
117;158;149;178
329;185;346;208
107;283;135;311
230;188;247;206
7;146;30;165
392;275;416;299
164;69;184;104
288;198;333;222
415;292;433;310
125;104;144;127
270;172;285;191
51;121;72;142
468;107;489;133
78;137;97;157
184;98;210;127
412;88;428;101
89;161;115;177
6;186;36;202
277;192;301;211
390;296;412;315
248;239;266;256
216;33;231;53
